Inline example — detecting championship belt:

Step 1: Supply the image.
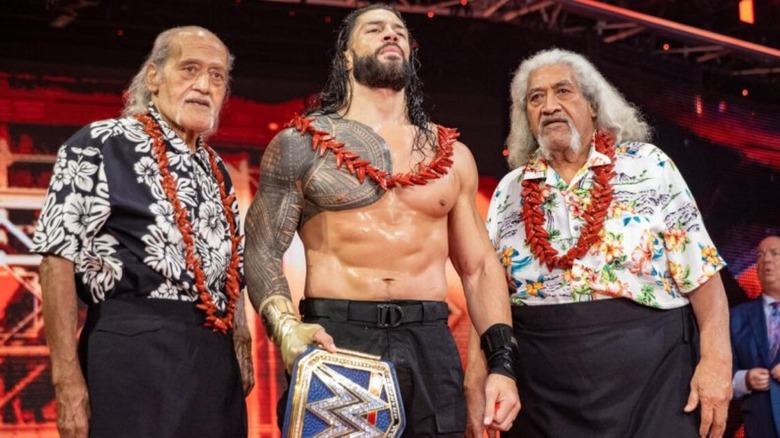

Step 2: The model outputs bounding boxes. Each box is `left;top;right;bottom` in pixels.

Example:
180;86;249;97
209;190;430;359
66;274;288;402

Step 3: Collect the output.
282;347;405;438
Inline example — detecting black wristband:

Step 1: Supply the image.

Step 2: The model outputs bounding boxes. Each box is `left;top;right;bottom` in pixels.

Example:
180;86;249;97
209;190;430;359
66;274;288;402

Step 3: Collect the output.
480;323;519;381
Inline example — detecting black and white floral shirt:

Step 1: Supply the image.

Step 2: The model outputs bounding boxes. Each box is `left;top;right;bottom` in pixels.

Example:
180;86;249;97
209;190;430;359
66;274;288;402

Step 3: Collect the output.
32;105;244;311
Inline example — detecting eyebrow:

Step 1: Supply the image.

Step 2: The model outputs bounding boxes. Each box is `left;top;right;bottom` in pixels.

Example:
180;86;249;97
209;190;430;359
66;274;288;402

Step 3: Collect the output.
178;57;227;69
362;20;407;31
527;79;575;94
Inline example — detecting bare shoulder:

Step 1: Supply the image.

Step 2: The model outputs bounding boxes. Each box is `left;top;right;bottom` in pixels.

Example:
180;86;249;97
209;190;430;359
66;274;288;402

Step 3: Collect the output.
265;126;309;155
428;122;476;170
450;140;479;183
451;140;477;165
261;127;316;180
427;121;478;190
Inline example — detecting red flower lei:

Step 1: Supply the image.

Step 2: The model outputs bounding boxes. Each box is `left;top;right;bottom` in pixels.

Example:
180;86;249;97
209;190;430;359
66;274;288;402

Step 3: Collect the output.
137;113;241;334
521;131;616;271
287;114;457;190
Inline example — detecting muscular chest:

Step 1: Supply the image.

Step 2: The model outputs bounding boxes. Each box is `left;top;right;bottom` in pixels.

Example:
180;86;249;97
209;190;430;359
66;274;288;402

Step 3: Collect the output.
298;117;458;222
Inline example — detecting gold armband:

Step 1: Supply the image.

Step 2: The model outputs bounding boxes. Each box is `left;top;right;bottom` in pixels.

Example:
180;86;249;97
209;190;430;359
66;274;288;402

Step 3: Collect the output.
260;296;323;372
260;295;298;343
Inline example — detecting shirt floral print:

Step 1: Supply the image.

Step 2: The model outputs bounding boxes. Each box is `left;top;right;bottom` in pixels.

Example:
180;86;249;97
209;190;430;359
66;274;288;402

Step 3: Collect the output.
487;141;725;308
32;105;244;310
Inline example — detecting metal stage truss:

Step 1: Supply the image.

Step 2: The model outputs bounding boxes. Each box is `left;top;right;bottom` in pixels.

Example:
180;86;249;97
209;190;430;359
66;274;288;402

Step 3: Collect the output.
261;0;780;75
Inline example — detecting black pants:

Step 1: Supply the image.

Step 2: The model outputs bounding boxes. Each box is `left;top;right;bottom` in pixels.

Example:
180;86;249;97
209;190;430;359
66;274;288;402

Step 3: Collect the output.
79;299;247;438
507;299;700;438
278;298;465;437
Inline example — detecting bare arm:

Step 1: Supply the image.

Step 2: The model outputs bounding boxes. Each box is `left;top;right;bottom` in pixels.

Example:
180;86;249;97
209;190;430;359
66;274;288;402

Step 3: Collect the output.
232;290;254;395
448;142;519;433
244;130;306;313
244;130;334;370
465;326;492;437
684;272;732;438
41;255;89;438
447;142;511;333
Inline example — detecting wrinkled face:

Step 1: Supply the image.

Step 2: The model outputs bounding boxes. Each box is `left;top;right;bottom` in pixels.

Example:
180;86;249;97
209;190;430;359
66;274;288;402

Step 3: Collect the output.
757;236;780;295
525;64;596;156
147;30;229;140
346;9;411;90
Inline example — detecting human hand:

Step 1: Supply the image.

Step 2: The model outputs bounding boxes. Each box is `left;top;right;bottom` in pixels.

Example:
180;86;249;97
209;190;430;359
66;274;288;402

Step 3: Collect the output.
261;296;336;372
772;364;780;382
54;375;90;438
233;325;255;395
279;321;335;372
746;367;770;391
683;358;732;438
481;374;521;434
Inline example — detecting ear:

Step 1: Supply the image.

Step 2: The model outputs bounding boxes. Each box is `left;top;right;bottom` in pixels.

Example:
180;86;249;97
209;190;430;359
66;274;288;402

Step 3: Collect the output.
145;64;160;93
589;102;597;118
344;50;354;72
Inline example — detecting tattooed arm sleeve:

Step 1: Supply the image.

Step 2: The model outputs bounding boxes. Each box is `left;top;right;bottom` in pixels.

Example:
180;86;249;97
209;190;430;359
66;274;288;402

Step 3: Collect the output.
244;129;310;314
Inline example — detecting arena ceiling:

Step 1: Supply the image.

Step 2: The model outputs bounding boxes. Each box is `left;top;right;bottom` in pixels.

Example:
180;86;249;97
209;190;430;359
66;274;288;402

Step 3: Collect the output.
37;0;780;70
280;0;780;76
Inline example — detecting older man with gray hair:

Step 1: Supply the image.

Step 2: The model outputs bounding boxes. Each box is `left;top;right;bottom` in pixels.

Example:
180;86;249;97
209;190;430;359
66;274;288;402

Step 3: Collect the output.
33;26;252;438
465;48;732;437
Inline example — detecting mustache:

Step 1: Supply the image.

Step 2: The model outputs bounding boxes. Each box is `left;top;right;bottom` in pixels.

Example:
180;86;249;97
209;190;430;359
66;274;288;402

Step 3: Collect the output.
538;114;572;130
375;42;404;56
183;95;214;108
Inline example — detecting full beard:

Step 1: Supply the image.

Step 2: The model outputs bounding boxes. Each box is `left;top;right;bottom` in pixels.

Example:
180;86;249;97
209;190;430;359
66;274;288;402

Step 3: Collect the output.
537;116;582;161
351;47;411;91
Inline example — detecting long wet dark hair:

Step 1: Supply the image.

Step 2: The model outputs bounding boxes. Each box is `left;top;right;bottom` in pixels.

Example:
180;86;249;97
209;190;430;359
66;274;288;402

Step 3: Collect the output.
306;4;437;155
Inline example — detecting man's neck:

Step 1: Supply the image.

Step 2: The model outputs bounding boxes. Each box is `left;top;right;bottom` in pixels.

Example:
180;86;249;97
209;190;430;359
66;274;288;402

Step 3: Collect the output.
155;111;199;153
180;133;198;153
764;288;780;302
342;82;409;131
546;145;591;185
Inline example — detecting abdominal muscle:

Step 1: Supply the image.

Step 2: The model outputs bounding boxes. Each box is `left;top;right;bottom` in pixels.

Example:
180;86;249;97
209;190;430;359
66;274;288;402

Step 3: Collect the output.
300;194;451;302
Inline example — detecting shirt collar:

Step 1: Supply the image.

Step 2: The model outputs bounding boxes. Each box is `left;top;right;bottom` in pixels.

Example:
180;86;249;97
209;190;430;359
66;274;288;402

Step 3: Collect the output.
763;294;780;307
147;104;201;155
521;142;613;182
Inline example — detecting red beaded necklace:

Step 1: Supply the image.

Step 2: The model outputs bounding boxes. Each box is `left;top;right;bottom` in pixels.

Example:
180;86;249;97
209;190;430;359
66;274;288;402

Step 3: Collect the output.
137;113;241;334
521;132;616;271
287;114;457;190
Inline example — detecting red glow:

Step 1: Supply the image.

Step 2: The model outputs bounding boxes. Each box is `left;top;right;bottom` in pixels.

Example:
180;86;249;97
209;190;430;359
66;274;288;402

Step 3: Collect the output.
502;148;509;157
0;75;306;147
427;11;435;18
324;15;332;23
116;28;124;37
662;43;670;51
460;0;468;5
741;88;749;97
736;265;762;298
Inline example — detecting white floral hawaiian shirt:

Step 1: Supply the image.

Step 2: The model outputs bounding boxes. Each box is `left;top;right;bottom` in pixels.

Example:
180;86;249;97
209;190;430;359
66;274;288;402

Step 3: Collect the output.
32;105;244;310
487;141;725;309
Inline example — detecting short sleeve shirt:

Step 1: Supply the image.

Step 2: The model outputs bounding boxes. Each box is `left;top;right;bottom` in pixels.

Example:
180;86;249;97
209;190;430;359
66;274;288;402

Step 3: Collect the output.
32;105;244;310
486;141;725;309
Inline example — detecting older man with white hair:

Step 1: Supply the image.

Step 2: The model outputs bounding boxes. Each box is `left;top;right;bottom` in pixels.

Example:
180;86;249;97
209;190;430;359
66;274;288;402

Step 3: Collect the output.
465;48;732;438
33;26;252;438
